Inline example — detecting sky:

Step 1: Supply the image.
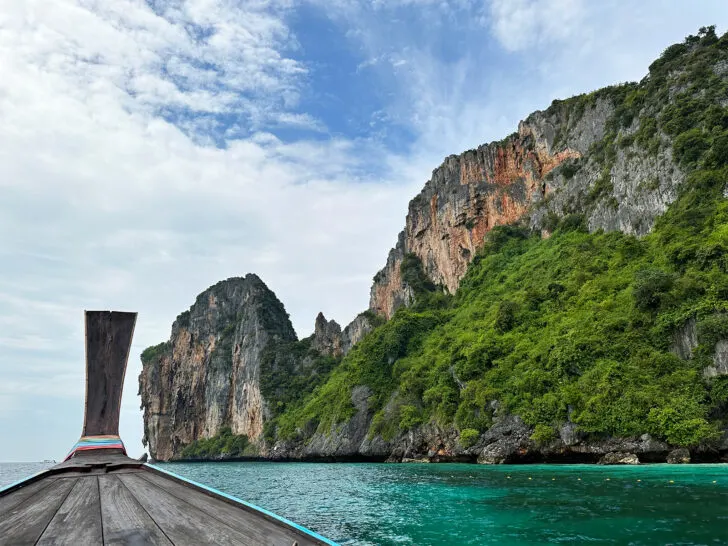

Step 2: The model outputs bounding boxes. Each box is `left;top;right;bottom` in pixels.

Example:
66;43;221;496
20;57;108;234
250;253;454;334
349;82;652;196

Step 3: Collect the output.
1;0;726;462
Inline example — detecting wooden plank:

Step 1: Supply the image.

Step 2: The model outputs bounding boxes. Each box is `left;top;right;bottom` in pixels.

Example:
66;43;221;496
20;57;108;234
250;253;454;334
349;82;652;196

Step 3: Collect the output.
37;476;103;545
0;478;75;544
83;311;136;437
0;475;57;514
98;474;172;545
119;473;261;546
139;470;322;546
80;467;144;477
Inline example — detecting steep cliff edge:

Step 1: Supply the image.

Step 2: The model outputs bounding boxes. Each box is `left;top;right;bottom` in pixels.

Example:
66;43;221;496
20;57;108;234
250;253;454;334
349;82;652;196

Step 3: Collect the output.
370;34;698;318
370;119;585;318
139;275;371;461
139;275;298;460
142;28;728;464
269;27;728;463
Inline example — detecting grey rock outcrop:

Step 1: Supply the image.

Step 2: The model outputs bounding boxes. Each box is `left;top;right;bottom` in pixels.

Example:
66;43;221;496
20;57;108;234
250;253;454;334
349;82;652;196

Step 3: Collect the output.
311;313;343;357
341;313;376;354
672;318;698;360
554;432;668;460
477;415;532;464
705;340;728;377
309;312;375;357
666;448;691;464
559;420;582;446
598;452;640;465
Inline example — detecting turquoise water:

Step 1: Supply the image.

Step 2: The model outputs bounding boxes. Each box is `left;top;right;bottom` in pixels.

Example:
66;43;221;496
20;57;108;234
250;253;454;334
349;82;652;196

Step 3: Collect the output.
159;462;728;545
3;462;727;545
0;462;54;489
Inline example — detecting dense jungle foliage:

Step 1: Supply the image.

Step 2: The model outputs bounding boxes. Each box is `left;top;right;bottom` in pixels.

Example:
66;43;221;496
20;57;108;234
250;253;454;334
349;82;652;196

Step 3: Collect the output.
270;27;728;449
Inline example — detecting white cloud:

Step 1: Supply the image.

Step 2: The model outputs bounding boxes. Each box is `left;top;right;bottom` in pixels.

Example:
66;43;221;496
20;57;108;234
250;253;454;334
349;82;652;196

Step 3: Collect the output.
1;0;308;129
2;0;728;461
486;0;585;52
0;0;421;460
314;0;728;167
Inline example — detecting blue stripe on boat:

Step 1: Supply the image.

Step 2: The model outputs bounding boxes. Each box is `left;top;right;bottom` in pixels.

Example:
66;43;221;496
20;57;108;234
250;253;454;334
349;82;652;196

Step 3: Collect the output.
146;463;340;546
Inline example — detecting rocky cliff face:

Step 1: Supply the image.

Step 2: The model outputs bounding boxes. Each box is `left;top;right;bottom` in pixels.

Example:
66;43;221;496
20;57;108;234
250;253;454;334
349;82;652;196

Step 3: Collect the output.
270;28;728;464
269;397;728;465
370;114;589;317
311;313;343;357
139;275;297;461
308;311;377;356
341;312;377;354
139;276;371;461
370;88;686;317
142;29;728;465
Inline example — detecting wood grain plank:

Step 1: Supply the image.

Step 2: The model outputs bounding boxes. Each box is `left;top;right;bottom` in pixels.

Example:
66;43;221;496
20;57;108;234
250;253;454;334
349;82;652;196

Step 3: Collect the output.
99;474;172;546
0;478;75;544
119;473;262;546
83;311;136;437
0;476;57;515
36;476;103;545
139;470;321;546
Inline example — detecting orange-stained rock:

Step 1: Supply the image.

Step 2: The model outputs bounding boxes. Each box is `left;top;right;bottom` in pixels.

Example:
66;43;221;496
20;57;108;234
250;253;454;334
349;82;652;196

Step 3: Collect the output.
370;120;580;318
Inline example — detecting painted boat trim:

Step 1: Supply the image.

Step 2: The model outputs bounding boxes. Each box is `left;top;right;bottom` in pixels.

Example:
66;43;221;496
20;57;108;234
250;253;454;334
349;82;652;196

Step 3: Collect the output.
146;463;340;546
64;435;127;461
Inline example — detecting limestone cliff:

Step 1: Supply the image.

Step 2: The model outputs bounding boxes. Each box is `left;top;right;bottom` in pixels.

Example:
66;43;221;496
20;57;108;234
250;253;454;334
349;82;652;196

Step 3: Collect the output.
142;28;728;464
341;312;378;354
139;275;297;461
370;118;585;317
268;27;728;464
370;81;685;317
304;311;377;357
311;313;343;357
139;275;363;461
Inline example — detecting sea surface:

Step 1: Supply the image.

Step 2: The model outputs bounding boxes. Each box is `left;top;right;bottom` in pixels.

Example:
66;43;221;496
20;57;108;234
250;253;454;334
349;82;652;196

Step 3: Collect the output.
2;461;727;545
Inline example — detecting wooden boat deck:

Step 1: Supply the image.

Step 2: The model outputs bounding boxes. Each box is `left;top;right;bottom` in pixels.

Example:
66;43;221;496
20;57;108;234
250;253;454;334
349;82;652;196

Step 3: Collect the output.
0;452;333;545
0;311;338;545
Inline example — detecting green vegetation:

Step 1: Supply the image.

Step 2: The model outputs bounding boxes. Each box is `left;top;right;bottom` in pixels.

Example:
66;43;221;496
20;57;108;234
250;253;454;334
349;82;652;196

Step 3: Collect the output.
269;28;728;450
530;424;557;446
276;306;447;440
179;427;255;459
279;160;728;447
260;336;340;442
633;269;675;312
459;428;480;448
175;310;191;328
400;253;437;294
140;342;168;364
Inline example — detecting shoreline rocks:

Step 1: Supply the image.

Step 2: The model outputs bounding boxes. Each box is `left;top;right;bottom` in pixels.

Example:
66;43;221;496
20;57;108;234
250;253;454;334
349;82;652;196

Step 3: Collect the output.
597;452;640;465
666;448;691;464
